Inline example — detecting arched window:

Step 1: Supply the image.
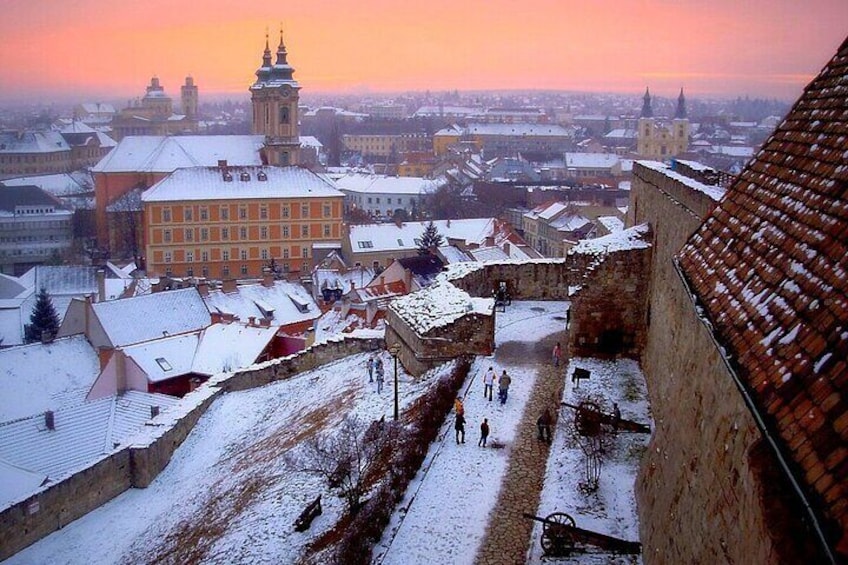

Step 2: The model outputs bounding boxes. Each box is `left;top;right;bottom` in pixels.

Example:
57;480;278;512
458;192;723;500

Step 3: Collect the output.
280;106;290;124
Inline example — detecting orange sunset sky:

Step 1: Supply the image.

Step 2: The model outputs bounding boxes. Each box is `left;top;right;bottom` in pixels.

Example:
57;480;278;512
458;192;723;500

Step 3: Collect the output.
1;0;846;103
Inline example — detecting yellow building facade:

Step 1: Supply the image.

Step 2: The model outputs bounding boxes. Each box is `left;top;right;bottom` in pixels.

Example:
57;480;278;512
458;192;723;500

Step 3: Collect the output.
636;88;689;160
142;166;344;278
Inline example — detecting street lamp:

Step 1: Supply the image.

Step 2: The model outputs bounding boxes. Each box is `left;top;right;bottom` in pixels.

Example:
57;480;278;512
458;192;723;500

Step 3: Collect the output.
388;343;401;421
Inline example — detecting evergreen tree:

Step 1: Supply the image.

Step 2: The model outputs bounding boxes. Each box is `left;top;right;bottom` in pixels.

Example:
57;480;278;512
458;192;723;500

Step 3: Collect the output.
417;221;444;255
25;287;61;343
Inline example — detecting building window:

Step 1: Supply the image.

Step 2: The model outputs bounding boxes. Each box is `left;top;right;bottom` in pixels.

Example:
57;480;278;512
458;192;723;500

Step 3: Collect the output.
239;206;247;219
260;205;268;219
388;198;392;204
261;226;268;239
323;224;331;237
222;250;229;261
184;207;193;221
301;225;309;237
240;249;247;260
185;228;193;242
221;206;229;220
280;106;290;124
222;265;230;277
283;247;289;259
357;241;374;249
164;251;172;263
201;228;209;241
323;203;331;217
202;266;209;277
222;227;229;240
261;248;269;260
186;267;194;277
239;226;247;239
281;204;290;218
241;264;248;275
201;251;209;262
186;251;194;262
200;207;208;221
282;225;290;238
301;203;309;218
302;247;308;259
162;208;171;222
165;266;172;276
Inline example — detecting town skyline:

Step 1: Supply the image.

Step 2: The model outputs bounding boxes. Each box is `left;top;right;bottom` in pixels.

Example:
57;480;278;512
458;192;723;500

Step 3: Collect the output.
1;0;847;104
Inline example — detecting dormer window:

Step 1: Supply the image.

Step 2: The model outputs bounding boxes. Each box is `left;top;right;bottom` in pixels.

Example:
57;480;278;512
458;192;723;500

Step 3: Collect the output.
240;172;251;182
257;171;268;181
155;357;172;371
223;173;233;182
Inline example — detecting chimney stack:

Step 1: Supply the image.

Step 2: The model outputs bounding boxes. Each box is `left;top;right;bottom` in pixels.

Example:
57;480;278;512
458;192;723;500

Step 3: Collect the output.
502;242;511;256
262;269;274;288
197;281;209;296
248;316;256;326
96;269;106;303
45;411;55;430
150;406;160;419
222;279;237;294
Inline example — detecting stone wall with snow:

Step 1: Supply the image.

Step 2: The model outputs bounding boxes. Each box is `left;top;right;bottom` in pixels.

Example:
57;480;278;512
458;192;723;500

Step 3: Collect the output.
628;160;793;563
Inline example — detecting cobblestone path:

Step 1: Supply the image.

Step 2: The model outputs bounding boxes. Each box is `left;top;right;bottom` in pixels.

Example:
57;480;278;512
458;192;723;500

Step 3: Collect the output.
475;332;567;565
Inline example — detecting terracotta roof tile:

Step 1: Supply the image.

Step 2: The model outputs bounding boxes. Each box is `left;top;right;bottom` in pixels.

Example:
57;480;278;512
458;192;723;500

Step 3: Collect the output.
677;36;848;559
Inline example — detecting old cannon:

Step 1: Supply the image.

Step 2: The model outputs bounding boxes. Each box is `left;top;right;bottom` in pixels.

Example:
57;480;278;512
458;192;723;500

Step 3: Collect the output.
563;401;651;435
523;511;642;557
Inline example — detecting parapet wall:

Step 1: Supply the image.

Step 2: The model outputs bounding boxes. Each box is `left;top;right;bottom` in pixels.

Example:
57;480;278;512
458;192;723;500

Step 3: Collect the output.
0;334;381;561
449;260;573;300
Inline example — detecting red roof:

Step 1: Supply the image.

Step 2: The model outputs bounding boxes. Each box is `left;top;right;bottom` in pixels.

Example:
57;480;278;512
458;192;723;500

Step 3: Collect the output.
678;36;848;559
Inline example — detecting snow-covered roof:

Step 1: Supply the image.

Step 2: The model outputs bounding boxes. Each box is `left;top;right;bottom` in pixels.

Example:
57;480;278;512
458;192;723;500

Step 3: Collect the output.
202;280;319;327
390;280;494;335
299;136;323;149
564;152;620;169
191;324;277;375
636;161;726;201
0;335;100;422
348;219;496;254
141;166;343;202
122;333;199;383
570;223;652;256
92;287;211;347
79;103;116;115
0;131;70;154
597;216;625;233
550;213;591;232
0;390;180;508
91;135;265;173
438;245;473;264
1;171;93;198
333;173;440;196
466;123;572;137
413;106;483;118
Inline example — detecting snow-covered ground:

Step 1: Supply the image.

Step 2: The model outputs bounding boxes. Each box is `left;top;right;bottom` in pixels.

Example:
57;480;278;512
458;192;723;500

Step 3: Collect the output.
374;301;568;564
528;357;650;564
5;352;448;565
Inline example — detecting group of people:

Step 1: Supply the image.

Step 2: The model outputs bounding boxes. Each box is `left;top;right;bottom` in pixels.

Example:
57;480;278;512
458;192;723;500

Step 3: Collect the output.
366;354;385;393
453;397;490;447
482;366;512;405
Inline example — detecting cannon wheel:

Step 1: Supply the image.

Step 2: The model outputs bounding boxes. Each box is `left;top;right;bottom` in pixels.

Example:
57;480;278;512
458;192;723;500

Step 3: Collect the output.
574;400;603;436
540;512;576;556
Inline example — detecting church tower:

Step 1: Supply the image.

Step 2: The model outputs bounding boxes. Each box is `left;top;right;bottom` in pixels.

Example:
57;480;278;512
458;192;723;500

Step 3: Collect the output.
181;76;198;121
251;30;300;166
637;87;655;157
672;88;690;155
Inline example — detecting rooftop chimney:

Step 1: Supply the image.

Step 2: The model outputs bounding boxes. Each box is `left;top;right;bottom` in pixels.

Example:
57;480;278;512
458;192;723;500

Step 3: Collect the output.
217;159;228;169
222;279;237;294
150;406;160;419
262;269;274;288
248;316;256;326
197;281;209;296
96;268;106;303
44;411;55;430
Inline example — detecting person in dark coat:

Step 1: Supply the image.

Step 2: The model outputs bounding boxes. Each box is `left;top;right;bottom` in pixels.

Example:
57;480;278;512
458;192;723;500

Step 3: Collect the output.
537;408;553;443
375;357;385;393
455;413;466;444
478;418;490;447
498;370;512;405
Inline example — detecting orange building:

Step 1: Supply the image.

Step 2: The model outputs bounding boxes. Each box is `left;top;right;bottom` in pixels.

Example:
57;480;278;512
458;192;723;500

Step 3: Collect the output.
141;165;344;278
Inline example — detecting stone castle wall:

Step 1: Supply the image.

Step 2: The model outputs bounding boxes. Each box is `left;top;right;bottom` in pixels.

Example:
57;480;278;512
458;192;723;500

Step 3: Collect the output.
630;162;792;563
0;335;381;560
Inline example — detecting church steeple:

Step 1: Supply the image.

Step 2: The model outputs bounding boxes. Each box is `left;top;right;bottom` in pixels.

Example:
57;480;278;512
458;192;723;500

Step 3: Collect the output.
275;28;288;66
675;88;687;119
641;87;653;118
262;31;272;68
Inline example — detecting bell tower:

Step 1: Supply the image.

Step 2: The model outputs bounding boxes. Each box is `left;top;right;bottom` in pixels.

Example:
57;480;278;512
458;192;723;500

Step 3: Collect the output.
637;87;655;157
251;29;300;166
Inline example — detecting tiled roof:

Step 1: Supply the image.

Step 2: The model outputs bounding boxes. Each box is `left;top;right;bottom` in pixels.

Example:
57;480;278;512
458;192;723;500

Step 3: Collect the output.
677;37;848;559
202;280;319;327
0;390;180;509
92;287;211;347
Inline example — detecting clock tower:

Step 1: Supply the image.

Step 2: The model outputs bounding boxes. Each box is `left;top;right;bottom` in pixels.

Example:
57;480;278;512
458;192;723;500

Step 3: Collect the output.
251;30;300;166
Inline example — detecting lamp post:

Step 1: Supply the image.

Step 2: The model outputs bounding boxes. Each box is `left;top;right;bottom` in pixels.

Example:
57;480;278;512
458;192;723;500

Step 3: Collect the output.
388;344;401;421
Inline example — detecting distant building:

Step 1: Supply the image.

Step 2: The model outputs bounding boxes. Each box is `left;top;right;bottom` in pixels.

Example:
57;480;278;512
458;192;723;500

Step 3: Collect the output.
0;127;116;180
111;76;199;140
140;165;344;278
362;102;408;119
341;132;430;159
334;173;439;219
636;88;689;160
0;185;73;275
521;201;597;257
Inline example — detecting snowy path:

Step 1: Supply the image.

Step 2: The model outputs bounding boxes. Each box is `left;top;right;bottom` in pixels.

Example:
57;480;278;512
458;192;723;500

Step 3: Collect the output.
374;301;568;565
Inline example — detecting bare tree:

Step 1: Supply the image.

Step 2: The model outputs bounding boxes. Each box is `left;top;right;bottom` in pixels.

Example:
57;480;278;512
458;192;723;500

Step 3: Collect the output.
292;415;399;514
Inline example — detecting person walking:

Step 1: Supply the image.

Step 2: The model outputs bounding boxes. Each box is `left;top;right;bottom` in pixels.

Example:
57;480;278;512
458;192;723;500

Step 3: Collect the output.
612;402;621;432
455;413;466;444
375;357;385;394
552;342;562;367
537;408;553;443
478;418;489;447
498;370;512;405
366;354;375;383
483;366;495;401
